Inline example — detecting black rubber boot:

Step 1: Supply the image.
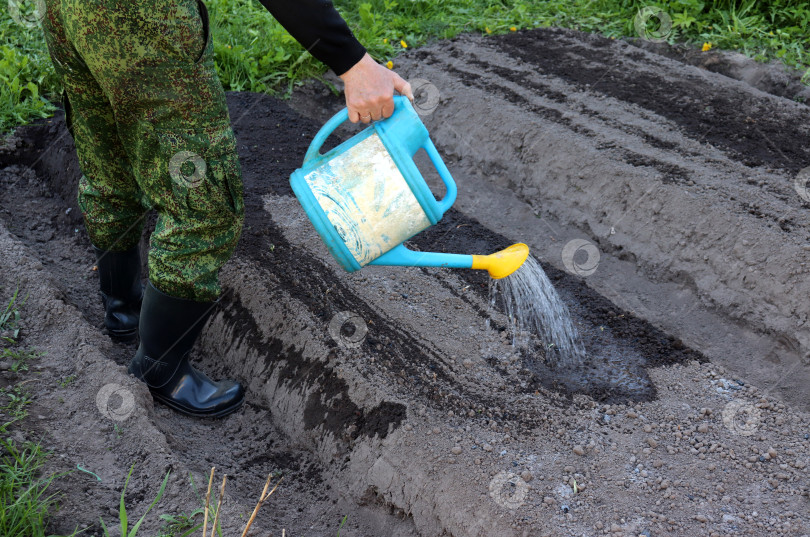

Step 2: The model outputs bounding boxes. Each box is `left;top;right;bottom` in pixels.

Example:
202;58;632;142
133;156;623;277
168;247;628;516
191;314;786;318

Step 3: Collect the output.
128;282;244;418
93;244;144;340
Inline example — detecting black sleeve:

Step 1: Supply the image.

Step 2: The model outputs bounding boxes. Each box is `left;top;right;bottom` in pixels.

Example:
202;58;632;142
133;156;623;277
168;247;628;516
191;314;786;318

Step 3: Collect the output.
257;0;367;76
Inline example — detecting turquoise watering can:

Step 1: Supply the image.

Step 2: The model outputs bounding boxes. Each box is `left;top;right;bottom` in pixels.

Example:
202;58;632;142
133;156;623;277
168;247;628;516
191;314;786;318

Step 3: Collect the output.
289;96;528;279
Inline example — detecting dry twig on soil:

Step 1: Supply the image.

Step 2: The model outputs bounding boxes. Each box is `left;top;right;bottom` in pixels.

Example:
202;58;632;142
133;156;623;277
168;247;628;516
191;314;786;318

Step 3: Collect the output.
210;474;228;535
240;473;283;537
202;467;215;537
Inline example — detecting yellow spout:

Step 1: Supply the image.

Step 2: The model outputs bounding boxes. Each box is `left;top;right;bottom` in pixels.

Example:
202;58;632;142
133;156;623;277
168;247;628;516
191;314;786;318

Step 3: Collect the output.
471;243;530;279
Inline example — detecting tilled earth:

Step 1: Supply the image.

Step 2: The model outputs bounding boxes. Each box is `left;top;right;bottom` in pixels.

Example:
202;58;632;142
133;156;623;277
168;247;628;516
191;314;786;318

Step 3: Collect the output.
1;27;809;537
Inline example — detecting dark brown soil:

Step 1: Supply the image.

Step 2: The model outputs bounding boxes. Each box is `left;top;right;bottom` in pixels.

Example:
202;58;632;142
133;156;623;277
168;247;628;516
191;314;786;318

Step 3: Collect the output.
493;29;810;173
2;25;809;537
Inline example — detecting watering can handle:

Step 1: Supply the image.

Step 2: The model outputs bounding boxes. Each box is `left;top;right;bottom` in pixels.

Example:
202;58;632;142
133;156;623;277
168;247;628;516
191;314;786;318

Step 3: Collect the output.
423;137;457;214
303;96;457;215
303;108;350;163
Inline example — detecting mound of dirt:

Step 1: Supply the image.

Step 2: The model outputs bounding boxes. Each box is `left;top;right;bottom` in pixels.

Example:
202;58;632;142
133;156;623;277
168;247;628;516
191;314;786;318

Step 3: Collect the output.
1;27;809;537
370;27;810;411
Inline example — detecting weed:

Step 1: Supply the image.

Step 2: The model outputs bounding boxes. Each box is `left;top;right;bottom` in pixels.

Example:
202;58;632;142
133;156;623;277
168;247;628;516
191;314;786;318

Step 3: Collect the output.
0;424;73;537
0;384;32;422
0;286;27;344
99;464;171;537
155;510;203;537
3;346;42;372
57;375;76;388
337;514;348;536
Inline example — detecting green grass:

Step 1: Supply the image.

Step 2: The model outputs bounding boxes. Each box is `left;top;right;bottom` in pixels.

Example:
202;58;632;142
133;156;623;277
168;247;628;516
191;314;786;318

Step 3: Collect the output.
1;1;809;132
3;347;43;373
0;3;57;134
0;287;74;537
155;510;204;537
0;286;27;344
99;464;171;537
0;384;33;422
0;430;70;537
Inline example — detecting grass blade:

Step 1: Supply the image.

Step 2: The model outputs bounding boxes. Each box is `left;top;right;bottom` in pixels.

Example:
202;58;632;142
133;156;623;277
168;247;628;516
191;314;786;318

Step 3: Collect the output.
128;470;170;537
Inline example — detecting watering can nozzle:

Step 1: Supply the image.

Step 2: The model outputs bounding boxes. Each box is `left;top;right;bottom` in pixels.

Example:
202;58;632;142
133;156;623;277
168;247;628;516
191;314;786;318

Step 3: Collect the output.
471;243;530;279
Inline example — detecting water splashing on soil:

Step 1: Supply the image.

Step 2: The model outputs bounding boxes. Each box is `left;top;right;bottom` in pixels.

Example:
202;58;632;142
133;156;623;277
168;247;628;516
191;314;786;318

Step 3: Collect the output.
489;255;586;367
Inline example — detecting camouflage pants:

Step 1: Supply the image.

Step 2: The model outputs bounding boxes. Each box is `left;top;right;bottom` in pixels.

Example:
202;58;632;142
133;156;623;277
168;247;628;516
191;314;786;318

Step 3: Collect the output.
41;0;244;302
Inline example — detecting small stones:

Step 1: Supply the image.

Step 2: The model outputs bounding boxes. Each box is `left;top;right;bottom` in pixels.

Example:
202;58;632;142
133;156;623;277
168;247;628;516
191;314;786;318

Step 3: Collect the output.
451;445;462;455
543;496;555;505
462;359;474;369
697;423;709;433
483;444;493;452
767;447;778;459
572;445;586;456
520;470;533;482
646;438;658;449
695;514;708;523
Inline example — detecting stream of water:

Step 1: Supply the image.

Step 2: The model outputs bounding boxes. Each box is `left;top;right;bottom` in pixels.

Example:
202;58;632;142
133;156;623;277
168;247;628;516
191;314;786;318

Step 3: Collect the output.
489;255;586;367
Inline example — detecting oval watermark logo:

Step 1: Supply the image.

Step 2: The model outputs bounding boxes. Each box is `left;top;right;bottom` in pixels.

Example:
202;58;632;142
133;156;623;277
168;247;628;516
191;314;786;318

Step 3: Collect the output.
489;471;529;510
793;167;810;203
96;383;135;421
328;311;368;349
562;239;600;277
721;399;760;436
8;0;47;28
169;150;206;189
634;7;673;43
409;78;441;117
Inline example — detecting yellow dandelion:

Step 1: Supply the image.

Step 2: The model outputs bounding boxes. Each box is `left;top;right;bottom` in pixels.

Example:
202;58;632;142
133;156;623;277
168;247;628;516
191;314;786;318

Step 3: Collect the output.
768;31;774;36
400;40;407;48
510;26;517;32
386;60;393;69
485;27;492;34
383;38;388;44
702;42;712;52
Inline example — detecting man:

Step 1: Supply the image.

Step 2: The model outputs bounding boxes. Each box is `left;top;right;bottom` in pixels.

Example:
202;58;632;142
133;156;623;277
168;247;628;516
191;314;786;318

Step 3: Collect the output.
41;0;412;418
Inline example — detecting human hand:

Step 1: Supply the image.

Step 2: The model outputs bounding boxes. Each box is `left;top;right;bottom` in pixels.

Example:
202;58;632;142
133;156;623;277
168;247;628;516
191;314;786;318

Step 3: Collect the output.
339;53;414;124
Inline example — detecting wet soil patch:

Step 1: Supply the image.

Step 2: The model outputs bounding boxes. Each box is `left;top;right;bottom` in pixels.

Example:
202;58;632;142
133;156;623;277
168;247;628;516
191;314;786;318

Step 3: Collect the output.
411;207;705;403
3;92;705;431
227;91;705;406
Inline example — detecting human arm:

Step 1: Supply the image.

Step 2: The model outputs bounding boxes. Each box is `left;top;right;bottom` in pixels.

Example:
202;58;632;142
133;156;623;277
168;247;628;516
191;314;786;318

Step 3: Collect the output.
256;0;413;123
